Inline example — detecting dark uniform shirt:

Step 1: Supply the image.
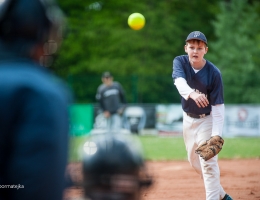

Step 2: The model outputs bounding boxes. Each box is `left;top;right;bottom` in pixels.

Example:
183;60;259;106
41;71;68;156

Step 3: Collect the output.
96;81;127;114
172;55;224;115
0;59;71;200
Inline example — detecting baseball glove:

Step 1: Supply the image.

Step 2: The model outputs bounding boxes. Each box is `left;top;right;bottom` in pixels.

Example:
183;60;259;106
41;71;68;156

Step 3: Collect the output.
195;136;224;161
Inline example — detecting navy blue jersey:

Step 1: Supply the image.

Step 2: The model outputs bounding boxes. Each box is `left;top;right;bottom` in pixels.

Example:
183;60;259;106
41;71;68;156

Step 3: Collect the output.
172;55;224;115
0;59;71;200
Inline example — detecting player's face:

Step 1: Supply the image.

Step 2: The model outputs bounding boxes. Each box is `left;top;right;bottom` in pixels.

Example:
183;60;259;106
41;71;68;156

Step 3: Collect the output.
185;40;208;66
102;77;113;86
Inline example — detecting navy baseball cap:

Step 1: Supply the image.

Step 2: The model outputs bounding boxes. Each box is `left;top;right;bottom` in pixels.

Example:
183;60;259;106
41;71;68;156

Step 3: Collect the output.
186;31;207;45
102;71;112;78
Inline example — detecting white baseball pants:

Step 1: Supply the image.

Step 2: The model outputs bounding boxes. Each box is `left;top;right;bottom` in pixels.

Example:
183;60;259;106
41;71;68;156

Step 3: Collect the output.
183;112;226;200
106;113;122;132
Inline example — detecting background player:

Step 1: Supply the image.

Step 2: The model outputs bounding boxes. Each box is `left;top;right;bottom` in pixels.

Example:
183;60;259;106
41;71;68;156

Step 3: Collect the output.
96;71;127;132
172;31;233;200
0;1;71;200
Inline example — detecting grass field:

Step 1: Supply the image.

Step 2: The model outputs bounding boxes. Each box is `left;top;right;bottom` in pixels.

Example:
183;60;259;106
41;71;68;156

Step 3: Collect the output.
69;134;260;162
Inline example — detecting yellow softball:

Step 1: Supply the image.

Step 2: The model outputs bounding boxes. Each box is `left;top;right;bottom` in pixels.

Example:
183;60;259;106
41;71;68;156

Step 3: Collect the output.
128;13;145;30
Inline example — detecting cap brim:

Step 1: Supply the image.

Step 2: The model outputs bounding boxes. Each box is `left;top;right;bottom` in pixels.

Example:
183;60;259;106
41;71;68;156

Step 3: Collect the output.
186;38;207;45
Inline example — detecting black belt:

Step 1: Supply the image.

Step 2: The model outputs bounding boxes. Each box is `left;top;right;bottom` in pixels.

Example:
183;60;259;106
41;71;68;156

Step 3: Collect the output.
186;112;210;119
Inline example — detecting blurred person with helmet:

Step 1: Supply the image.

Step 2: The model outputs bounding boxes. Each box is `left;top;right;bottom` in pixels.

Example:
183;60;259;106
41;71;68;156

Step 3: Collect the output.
82;134;153;200
0;0;71;200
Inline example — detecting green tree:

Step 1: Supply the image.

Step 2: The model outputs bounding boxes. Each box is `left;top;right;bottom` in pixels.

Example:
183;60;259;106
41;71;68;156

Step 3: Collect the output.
54;0;220;103
208;0;260;103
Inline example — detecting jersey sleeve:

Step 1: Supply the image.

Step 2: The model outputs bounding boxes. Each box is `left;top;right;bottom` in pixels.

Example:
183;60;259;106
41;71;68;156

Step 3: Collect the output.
211;104;225;136
96;85;106;111
95;85;102;101
174;77;194;100
172;56;186;80
210;71;224;105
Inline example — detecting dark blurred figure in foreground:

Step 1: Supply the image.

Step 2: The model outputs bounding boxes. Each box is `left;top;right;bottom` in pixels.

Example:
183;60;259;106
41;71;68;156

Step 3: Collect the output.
0;0;71;200
82;134;153;200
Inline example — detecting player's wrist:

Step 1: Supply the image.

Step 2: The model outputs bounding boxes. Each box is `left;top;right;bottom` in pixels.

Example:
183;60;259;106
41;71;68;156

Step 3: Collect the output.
211;133;221;137
189;91;197;100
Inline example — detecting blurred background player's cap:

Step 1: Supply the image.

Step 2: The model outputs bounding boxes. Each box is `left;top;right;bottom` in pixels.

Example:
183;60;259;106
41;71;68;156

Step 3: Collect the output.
102;71;112;78
185;31;207;45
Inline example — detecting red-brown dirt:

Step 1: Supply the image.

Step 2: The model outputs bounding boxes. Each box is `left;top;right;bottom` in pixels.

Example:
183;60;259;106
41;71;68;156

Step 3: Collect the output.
64;159;260;200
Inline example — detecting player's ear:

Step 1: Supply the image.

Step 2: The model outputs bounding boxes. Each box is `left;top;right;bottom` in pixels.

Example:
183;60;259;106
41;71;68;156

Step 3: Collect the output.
204;46;208;54
184;45;188;53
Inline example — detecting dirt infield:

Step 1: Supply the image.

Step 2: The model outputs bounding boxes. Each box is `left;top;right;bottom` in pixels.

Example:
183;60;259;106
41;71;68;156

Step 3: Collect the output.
64;159;260;200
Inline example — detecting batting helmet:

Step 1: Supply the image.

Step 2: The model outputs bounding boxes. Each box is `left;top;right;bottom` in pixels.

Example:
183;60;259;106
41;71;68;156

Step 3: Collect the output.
0;0;65;66
82;134;152;200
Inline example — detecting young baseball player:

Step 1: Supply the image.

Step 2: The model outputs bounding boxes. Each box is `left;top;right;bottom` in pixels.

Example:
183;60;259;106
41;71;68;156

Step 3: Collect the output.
172;31;233;200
